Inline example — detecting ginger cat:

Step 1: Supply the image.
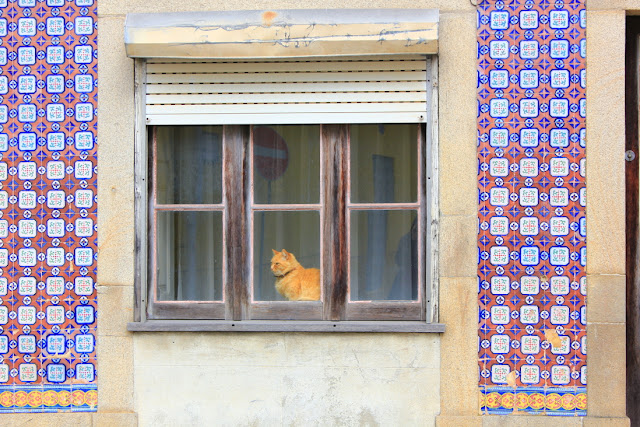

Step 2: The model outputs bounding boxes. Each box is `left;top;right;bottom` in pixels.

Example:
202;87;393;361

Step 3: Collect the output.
271;249;320;301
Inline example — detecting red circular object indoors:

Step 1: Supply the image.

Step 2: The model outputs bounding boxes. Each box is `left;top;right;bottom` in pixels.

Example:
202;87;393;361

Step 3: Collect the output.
253;126;289;181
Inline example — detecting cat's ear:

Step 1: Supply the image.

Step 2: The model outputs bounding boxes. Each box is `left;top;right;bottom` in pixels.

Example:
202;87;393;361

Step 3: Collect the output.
272;249;278;255
281;249;289;259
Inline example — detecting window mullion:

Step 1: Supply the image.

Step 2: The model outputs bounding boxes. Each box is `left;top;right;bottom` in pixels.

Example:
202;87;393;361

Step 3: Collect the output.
322;124;348;321
224;125;250;320
146;126;157;319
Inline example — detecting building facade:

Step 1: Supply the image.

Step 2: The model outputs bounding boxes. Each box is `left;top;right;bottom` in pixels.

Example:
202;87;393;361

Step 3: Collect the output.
0;0;633;426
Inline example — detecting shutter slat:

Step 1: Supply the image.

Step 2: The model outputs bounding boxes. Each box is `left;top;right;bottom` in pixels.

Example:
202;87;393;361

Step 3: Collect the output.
145;57;428;124
146;112;423;125
147;81;427;94
146;60;426;74
146;71;428;84
146;54;426;63
147;103;426;114
147;92;426;105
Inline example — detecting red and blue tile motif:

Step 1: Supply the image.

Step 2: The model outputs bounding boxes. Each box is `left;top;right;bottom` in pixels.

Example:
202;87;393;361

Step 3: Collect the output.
0;0;97;413
477;0;585;416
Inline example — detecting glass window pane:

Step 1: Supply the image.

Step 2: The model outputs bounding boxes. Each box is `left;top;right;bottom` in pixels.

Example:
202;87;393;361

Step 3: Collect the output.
156;126;223;205
253;211;320;301
350;124;417;204
156;211;223;301
350;210;418;301
253;125;320;204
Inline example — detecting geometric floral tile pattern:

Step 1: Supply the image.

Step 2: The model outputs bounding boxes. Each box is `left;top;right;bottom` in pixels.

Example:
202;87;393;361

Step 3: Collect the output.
0;0;97;413
477;0;585;416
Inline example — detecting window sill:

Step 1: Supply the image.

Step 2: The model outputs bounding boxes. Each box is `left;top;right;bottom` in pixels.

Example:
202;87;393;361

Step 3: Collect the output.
127;320;445;333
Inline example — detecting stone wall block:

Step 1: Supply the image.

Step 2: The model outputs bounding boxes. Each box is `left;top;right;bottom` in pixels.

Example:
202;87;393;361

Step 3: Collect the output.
98;336;135;412
99;1;475;17
93;412;139;427
481;416;582;427
583;417;631;427
6;414;93;427
586;274;626;324
97;285;135;337
586;11;626;275
436;415;483;427
587;323;627;417
97;15;137;287
438;11;478;217
439;277;478;416
439;215;478;278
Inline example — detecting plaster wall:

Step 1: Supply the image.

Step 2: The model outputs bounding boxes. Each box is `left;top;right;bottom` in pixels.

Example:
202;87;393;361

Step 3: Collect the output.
133;333;440;426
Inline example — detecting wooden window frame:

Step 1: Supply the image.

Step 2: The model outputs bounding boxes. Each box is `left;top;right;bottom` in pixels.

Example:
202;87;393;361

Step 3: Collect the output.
130;58;443;333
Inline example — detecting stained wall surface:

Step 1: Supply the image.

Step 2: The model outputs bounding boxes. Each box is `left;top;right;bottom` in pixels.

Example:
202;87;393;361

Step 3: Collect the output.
134;333;440;426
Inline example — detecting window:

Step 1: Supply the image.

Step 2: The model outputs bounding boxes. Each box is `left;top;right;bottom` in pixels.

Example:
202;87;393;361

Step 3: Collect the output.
125;8;442;330
147;123;428;323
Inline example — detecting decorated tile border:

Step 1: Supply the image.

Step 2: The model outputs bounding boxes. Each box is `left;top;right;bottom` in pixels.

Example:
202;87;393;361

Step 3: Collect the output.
0;0;98;413
0;384;97;412
477;0;585;416
480;386;586;415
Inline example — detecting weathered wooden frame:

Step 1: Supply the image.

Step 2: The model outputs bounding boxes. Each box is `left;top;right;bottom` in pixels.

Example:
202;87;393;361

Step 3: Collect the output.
131;56;442;332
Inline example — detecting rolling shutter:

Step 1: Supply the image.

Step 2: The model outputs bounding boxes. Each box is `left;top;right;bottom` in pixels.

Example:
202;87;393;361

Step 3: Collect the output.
144;56;429;125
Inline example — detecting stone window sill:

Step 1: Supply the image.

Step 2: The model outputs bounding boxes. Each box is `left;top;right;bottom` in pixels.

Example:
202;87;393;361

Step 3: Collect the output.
127;320;445;333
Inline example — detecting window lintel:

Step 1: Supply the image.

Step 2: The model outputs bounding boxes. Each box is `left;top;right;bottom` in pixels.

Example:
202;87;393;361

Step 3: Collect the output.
124;9;439;59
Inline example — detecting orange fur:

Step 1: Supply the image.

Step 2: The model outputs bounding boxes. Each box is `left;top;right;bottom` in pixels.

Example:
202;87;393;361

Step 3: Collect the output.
271;249;320;301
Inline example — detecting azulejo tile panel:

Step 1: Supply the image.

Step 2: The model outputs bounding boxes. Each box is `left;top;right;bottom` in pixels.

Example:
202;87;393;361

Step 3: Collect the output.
0;0;98;413
477;0;585;416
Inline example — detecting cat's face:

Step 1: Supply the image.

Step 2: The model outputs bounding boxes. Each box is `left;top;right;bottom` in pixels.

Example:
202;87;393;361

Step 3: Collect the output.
271;249;295;276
